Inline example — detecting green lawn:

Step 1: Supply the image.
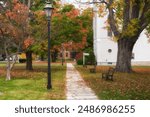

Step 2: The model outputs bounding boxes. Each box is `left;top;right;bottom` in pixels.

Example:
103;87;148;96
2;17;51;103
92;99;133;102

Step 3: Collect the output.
76;65;150;100
0;62;66;100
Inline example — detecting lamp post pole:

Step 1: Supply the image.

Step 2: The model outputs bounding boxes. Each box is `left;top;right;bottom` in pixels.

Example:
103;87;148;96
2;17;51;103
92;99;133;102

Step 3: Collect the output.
47;18;52;89
44;1;53;90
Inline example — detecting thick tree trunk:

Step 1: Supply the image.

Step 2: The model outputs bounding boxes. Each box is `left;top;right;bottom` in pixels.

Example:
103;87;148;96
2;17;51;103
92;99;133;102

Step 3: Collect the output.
54;50;58;62
51;50;58;62
116;38;135;73
40;54;44;61
26;51;33;70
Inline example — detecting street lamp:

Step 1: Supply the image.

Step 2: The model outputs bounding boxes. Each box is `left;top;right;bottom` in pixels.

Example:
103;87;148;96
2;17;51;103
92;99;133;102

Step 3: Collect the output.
44;1;54;89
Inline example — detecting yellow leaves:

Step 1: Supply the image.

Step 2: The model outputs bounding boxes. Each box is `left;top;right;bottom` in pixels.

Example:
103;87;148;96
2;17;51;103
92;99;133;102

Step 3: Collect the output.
97;4;107;17
18;53;26;59
146;32;150;38
34;10;45;16
34;10;46;25
122;18;140;38
112;36;119;42
145;31;150;43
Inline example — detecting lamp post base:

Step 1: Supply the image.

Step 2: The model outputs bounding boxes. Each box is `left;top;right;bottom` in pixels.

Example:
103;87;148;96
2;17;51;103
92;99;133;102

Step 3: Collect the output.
47;85;52;89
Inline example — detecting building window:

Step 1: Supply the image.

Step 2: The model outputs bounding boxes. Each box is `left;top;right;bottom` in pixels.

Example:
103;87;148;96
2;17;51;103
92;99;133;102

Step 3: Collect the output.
107;28;112;37
108;49;112;53
108;62;112;64
66;52;68;57
131;53;135;59
60;53;62;57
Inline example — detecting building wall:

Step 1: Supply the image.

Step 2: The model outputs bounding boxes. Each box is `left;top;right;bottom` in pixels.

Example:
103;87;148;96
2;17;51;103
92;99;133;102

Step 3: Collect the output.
132;31;150;62
96;39;117;65
57;50;71;60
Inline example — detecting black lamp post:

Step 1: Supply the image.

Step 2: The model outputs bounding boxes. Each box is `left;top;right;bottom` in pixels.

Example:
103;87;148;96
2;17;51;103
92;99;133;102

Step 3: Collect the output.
44;1;53;89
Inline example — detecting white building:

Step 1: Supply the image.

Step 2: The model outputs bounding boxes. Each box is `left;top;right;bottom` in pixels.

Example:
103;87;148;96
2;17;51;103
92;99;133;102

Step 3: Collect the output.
93;4;150;66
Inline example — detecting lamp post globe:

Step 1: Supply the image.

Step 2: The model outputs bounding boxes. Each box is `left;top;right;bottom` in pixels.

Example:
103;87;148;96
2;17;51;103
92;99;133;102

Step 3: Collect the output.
44;1;53;19
44;1;53;89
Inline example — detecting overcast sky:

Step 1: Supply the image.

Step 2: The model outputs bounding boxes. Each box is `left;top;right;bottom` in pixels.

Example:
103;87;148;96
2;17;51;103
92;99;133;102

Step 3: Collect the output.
61;0;92;9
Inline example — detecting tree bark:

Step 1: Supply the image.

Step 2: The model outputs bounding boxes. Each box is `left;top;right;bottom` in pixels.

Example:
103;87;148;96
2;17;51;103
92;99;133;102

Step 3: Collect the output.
51;50;58;62
40;54;44;61
6;57;11;81
61;46;64;66
26;51;33;70
28;0;31;9
62;52;64;66
116;38;135;73
4;42;11;80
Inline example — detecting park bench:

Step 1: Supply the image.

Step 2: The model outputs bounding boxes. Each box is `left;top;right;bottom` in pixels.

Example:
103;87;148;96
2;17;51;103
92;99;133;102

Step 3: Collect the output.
90;68;96;73
90;62;97;73
102;67;115;81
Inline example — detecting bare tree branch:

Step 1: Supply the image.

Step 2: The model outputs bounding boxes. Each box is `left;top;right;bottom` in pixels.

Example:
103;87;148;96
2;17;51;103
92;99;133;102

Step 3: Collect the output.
108;0;120;37
123;0;130;30
74;0;108;5
131;0;140;19
139;0;150;30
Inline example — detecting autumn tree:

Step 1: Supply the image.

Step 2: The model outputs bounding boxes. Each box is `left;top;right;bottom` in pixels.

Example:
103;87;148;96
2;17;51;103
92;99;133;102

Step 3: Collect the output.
19;0;34;70
25;1;59;64
1;0;36;71
30;3;89;63
106;0;150;72
0;0;29;80
50;4;89;63
18;0;46;70
79;8;94;63
30;10;47;61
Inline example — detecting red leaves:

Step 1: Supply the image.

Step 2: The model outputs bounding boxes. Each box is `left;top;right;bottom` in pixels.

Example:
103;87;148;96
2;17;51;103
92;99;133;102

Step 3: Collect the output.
1;0;32;49
1;0;29;41
6;0;28;25
66;9;79;18
75;52;83;60
24;37;34;49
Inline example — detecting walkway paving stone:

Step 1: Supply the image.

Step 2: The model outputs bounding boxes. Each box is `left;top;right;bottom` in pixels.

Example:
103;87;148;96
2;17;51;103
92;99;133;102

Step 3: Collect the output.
66;63;98;100
0;92;3;96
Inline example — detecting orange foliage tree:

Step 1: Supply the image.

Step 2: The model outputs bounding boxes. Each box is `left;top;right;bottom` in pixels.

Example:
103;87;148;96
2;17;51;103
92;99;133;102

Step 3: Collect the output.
0;0;29;80
29;3;91;64
50;4;92;64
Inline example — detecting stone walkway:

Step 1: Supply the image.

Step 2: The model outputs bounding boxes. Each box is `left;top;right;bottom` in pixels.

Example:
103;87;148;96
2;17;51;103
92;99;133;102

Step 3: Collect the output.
66;63;98;100
0;92;3;96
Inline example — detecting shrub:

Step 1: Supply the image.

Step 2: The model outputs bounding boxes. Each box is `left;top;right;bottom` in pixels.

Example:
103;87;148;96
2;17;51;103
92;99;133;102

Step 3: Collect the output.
19;59;26;63
77;59;83;65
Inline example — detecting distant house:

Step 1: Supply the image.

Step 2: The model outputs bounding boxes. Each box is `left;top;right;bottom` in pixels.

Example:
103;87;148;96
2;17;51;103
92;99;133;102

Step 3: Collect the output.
93;4;150;66
57;49;77;61
57;50;71;60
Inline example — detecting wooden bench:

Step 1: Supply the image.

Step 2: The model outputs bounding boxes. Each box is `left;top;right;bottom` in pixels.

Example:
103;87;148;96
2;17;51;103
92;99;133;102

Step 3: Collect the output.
83;64;87;68
90;68;96;73
102;67;115;81
90;62;97;73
